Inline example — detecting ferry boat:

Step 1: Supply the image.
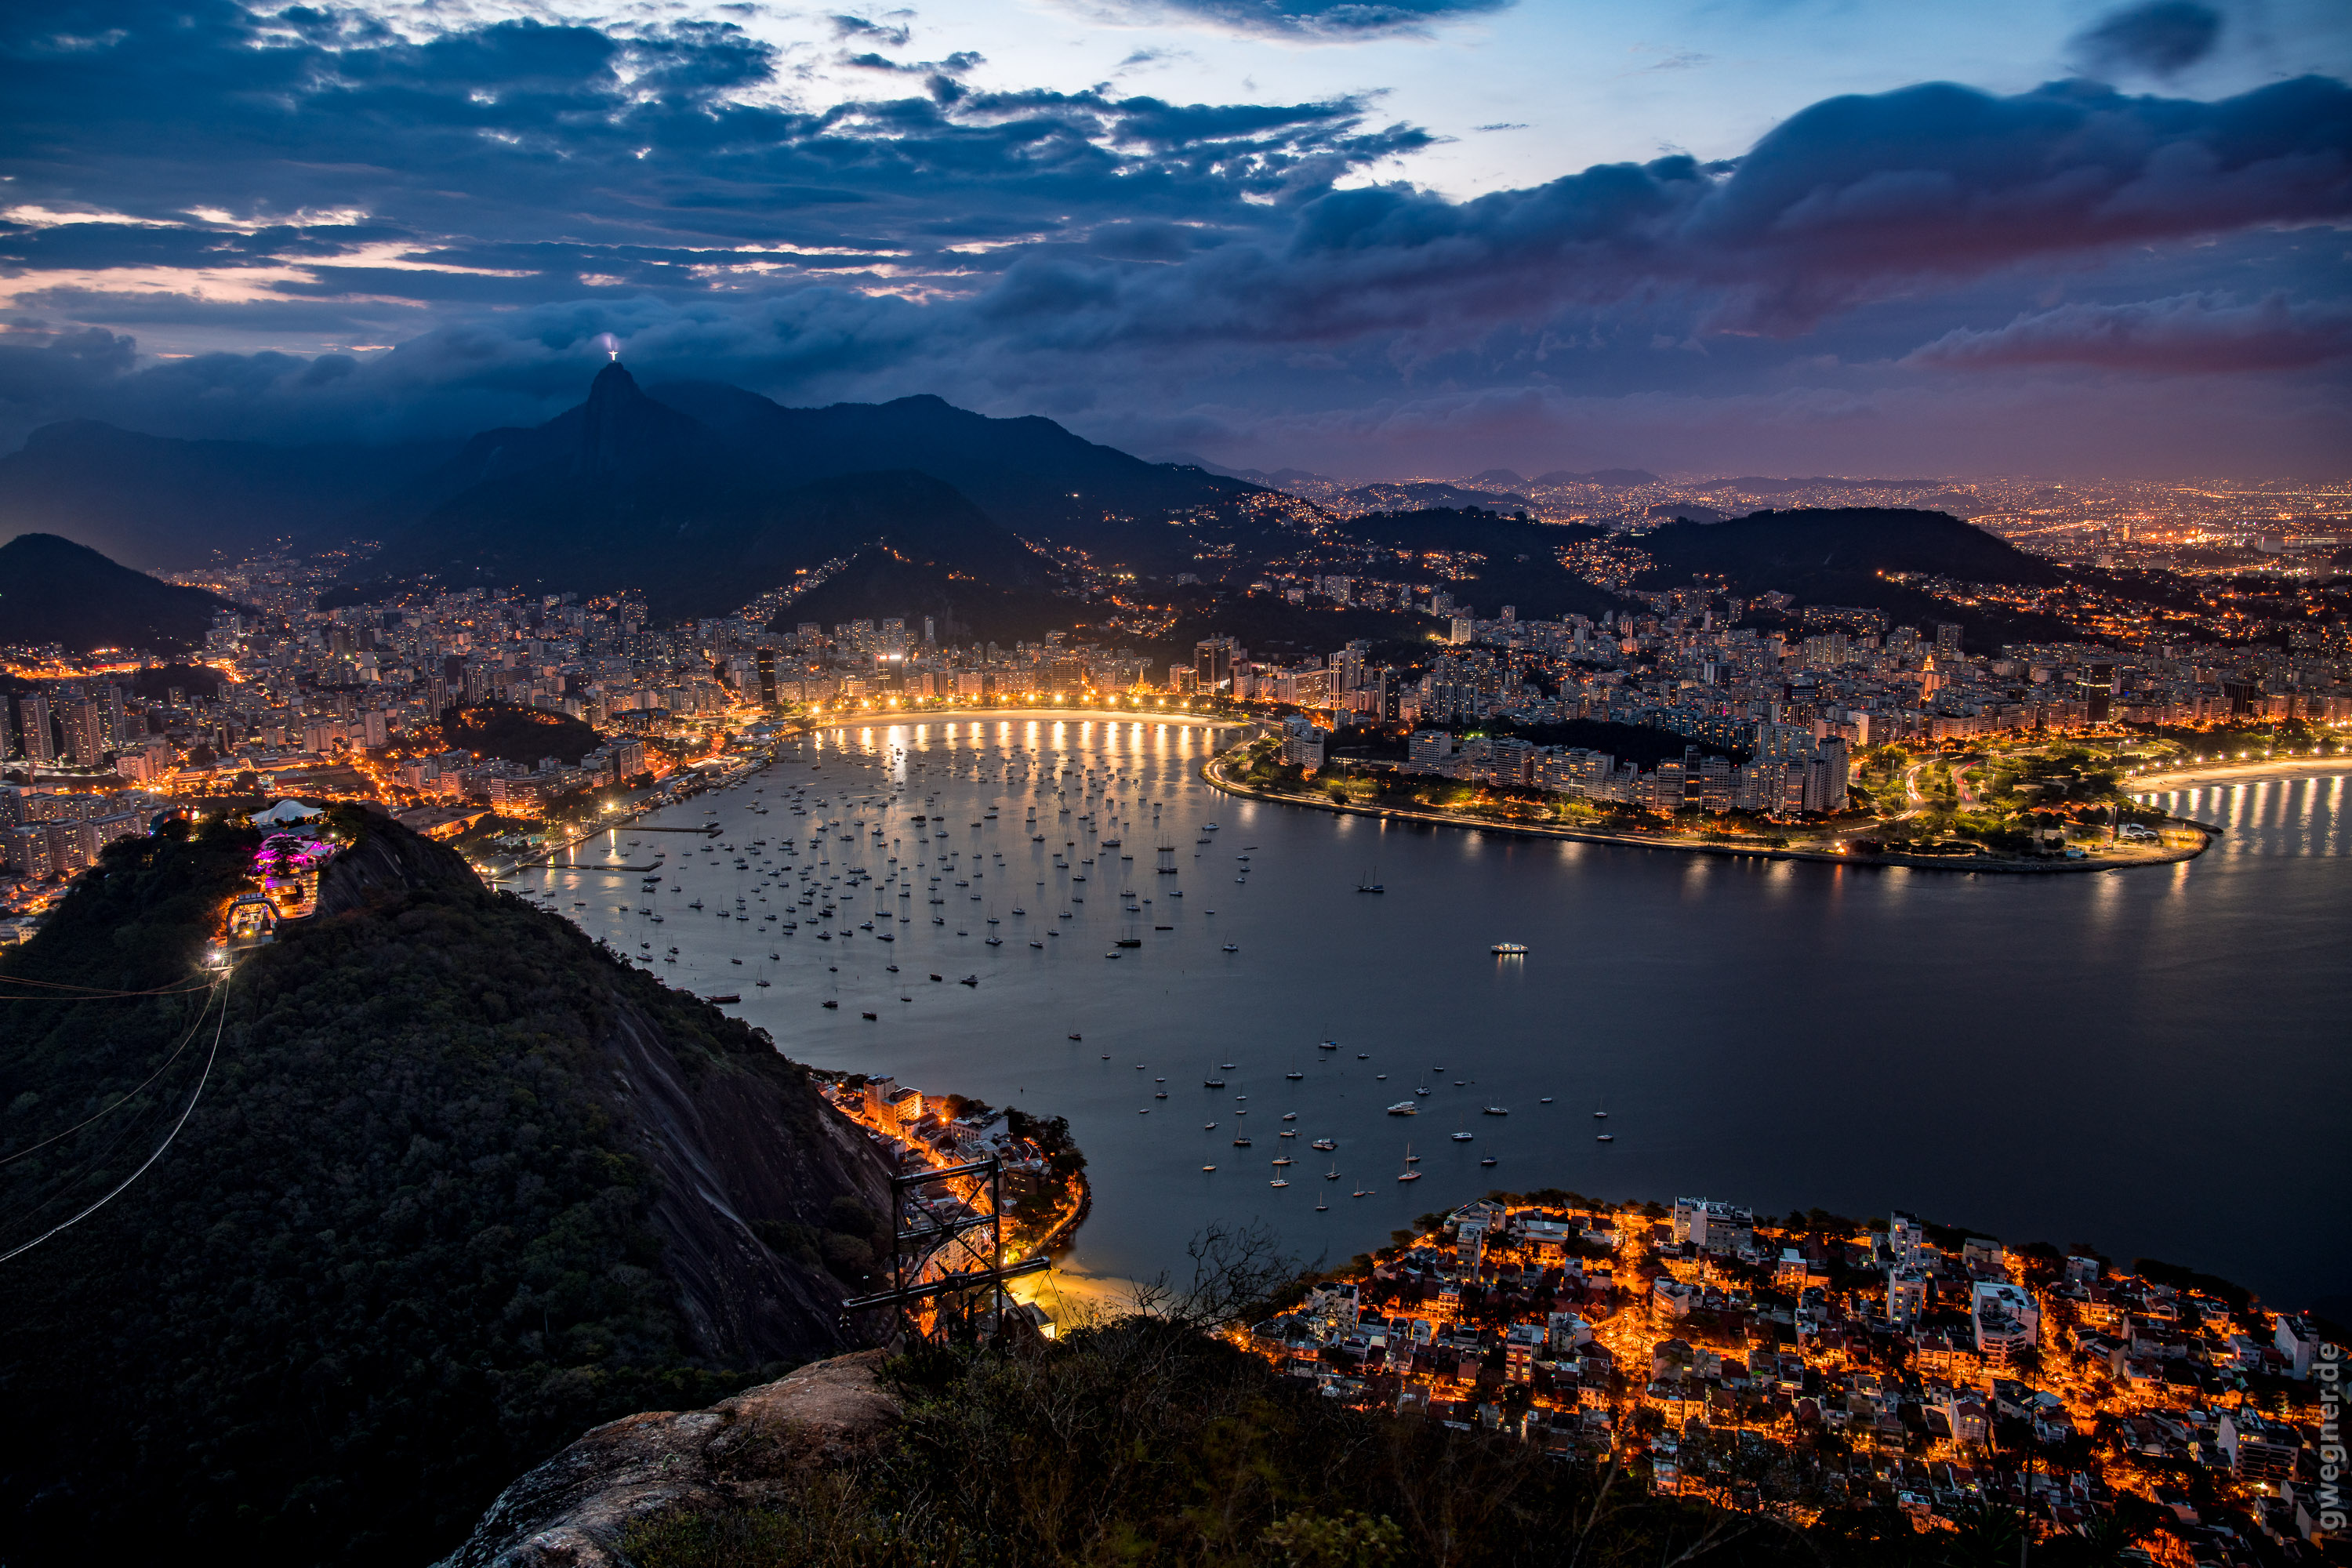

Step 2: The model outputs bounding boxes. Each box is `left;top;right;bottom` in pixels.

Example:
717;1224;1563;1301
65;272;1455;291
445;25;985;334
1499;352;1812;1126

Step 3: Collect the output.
1491;942;1529;956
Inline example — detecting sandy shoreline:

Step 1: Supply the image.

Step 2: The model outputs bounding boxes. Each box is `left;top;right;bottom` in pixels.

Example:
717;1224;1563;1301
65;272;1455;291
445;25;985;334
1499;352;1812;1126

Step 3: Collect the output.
2127;757;2352;794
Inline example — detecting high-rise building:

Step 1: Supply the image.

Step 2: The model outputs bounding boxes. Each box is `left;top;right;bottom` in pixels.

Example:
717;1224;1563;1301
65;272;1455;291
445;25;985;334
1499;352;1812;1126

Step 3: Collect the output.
19;696;56;767
1194;637;1236;694
1933;622;1965;659
754;648;779;707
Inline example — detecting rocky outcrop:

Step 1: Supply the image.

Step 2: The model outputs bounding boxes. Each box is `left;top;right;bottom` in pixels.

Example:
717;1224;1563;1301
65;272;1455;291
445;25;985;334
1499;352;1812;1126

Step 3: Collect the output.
313;815;478;915
599;1002;892;1361
437;1351;899;1568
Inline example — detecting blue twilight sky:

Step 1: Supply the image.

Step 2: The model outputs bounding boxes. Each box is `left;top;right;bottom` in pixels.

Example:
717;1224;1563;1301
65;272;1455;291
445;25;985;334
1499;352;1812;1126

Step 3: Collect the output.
1;0;2347;477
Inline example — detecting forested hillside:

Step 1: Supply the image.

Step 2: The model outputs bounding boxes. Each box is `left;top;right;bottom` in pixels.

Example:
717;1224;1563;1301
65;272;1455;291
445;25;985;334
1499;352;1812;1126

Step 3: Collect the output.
0;814;889;1566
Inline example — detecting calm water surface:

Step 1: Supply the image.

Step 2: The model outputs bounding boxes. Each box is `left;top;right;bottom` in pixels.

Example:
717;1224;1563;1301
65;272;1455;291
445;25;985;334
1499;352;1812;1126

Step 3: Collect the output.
524;722;2351;1312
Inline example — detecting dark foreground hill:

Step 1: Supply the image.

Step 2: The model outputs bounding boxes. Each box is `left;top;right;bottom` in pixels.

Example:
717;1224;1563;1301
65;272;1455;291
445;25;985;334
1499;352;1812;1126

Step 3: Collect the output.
0;815;891;1566
1631;508;2078;650
0;532;233;652
1326;506;1628;623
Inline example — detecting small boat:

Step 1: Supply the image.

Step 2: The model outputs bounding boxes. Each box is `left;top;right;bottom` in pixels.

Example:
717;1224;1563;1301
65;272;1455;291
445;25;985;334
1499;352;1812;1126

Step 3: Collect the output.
1115;937;1142;948
1311;1138;1336;1151
1221;944;1240;953
1232;1135;1252;1147
822;1000;839;1009
1491;942;1528;956
1069;1033;1083;1040
1385;1102;1417;1116
1479;1155;1498;1167
1356;1052;1370;1060
1271;1156;1293;1167
1316;1197;1327;1210
1319;1039;1339;1051
861;1011;877;1021
1482;1105;1508;1116
1201;1164;1216;1172
1451;1127;1473;1142
710;993;742;1004
1352;1188;1370;1198
1269;1178;1288;1188
1325;1163;1340;1180
960;975;978;986
1285;1068;1304;1080
1539;1096;1554;1104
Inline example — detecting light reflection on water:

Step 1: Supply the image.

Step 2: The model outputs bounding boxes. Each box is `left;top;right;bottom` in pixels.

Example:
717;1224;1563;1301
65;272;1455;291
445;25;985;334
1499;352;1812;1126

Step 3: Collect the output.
532;736;2350;1312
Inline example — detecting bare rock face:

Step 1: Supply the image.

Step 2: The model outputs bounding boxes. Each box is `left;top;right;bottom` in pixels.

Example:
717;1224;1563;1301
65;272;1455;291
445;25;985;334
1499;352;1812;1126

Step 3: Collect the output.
437;1351;898;1568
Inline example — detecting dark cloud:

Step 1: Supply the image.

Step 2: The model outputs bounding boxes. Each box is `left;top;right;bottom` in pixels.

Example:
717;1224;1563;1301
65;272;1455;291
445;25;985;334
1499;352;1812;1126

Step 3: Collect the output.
830;15;914;47
2068;1;2223;79
1905;292;2352;372
0;1;2345;476
1100;0;1512;41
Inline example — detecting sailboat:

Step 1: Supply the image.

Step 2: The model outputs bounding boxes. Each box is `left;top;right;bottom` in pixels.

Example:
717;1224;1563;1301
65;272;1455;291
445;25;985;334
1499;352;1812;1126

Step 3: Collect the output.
1397;1144;1422;1181
1356;864;1385;893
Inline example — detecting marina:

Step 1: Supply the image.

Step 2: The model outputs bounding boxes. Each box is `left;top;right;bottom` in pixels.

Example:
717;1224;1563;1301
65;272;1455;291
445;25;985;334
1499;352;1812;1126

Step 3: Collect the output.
514;718;2352;1307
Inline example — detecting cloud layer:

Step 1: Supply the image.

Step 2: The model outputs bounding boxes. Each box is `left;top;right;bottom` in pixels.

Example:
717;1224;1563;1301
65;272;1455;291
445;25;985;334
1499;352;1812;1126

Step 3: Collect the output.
1908;293;2352;372
1;0;2347;474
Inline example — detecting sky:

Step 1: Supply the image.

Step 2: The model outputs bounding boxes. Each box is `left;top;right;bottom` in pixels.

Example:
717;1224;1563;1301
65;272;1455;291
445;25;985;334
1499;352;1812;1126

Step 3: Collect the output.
1;0;2347;478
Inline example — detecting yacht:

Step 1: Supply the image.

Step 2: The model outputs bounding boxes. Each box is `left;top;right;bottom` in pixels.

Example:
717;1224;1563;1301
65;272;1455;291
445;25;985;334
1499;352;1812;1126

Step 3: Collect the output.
1385;1101;1417;1116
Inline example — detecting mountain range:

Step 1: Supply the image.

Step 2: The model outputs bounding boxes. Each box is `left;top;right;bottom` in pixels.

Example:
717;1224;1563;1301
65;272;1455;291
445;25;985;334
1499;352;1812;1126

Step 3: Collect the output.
0;422;452;571
0;532;230;652
0;368;1270;618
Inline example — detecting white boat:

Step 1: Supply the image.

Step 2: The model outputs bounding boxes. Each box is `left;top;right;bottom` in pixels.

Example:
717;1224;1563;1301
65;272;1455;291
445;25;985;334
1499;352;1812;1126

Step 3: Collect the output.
1385;1101;1417;1116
